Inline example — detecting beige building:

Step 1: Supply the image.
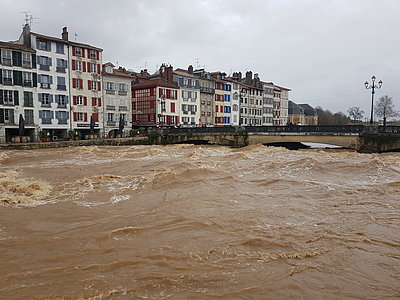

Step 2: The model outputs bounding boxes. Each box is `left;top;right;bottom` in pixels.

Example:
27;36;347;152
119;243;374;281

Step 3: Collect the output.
102;63;133;137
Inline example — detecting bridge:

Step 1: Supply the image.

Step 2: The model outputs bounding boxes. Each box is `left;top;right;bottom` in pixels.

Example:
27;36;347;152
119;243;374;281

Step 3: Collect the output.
156;125;400;153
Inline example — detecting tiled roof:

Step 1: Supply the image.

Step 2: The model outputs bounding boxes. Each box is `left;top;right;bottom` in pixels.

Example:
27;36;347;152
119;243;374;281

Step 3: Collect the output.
31;32;68;44
102;69;135;79
0;41;35;52
132;78;178;89
173;69;195;78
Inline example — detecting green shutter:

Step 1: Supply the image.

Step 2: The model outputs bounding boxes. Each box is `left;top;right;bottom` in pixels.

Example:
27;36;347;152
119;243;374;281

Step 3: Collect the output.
31;54;37;69
12;51;22;67
13;70;23;86
33;73;37;87
14;90;19;106
0;90;3;105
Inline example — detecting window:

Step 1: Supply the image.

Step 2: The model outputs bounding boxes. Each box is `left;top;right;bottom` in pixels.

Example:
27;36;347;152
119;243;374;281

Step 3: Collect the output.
2;109;15;123
23;92;33;107
22;53;31;68
40;110;52;123
37;56;52;71
106;82;114;91
2;69;12;85
38;74;52;88
1;50;12;65
90;63;96;73
56;111;69;124
76;60;82;71
56;95;68;108
24;110;34;124
57;76;66;90
90;50;97;59
76;112;84;121
77;96;84;105
75;47;82;56
23;72;32;86
91;81;97;90
107;113;114;122
56;58;67;72
56;43;64;54
36;40;51;51
39;93;51;106
3;90;14;105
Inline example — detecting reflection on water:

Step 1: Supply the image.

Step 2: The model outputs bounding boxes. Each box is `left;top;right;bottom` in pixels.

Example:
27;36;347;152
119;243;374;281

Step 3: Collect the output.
1;145;399;299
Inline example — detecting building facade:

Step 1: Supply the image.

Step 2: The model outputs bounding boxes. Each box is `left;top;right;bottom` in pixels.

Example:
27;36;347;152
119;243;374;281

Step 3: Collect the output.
193;69;215;126
103;63;133;137
0;41;37;142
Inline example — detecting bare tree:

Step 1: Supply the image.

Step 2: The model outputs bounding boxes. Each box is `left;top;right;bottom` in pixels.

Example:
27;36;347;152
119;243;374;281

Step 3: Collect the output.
374;95;398;127
347;106;364;122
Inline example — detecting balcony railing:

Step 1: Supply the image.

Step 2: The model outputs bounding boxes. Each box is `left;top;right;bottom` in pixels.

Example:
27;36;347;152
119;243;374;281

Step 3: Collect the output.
107;121;116;126
118;90;128;96
40;83;50;89
57;85;67;91
106;90;115;95
106;105;116;110
23;81;32;87
22;62;32;68
56;67;66;73
57;119;68;124
41;103;51;107
39;65;50;71
1;59;12;66
57;103;67;108
119;106;128;111
200;86;215;94
2;78;12;85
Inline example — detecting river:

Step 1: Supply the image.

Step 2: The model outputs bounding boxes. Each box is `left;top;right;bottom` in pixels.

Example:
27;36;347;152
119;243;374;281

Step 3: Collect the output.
0;145;399;299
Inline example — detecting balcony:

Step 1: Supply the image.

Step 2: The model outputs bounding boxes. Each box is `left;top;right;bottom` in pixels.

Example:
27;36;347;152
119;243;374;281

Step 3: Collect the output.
22;62;32;68
56;67;66;73
23;80;32;87
57;119;68;124
106;105;116;111
2;78;12;85
119;106;128;111
57;103;67;108
183;111;188;114
106;89;115;95
200;86;215;94
41;103;51;107
107;121;116;126
40;83;50;89
41;118;52;124
118;90;128;96
190;111;196;115
57;85;67;91
39;64;50;71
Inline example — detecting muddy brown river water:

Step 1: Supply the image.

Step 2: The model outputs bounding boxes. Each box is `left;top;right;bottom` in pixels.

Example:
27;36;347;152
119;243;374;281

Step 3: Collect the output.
0;145;399;299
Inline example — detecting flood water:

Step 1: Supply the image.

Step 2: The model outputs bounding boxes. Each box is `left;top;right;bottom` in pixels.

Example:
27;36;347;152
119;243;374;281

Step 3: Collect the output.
0;145;399;299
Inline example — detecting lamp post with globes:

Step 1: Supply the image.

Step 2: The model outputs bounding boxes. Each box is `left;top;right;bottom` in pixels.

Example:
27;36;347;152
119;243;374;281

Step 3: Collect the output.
364;75;383;125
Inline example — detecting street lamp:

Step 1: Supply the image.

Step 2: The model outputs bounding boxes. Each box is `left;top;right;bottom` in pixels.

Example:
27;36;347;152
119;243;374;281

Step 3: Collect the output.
364;75;383;125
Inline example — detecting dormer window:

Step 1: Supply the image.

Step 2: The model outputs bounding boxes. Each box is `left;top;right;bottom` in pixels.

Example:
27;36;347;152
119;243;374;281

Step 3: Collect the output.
105;66;113;74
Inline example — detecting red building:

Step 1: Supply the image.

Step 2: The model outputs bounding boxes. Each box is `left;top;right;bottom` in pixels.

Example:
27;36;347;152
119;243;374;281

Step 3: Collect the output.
132;78;179;127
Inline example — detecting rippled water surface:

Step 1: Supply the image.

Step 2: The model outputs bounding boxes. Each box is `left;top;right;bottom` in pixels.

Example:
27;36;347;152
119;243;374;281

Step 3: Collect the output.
0;145;399;299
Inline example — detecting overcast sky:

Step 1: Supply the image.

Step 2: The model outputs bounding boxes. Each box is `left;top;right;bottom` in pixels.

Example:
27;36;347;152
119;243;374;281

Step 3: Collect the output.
1;0;399;116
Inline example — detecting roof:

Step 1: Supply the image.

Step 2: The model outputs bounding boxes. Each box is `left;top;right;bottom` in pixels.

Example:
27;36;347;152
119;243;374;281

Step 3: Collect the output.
0;41;35;53
299;104;318;116
132;78;179;90
173;69;195;78
32;32;102;51
288;101;304;115
102;68;135;79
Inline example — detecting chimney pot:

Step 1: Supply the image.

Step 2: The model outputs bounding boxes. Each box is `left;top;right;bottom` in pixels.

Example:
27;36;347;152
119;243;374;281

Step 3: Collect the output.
62;27;69;41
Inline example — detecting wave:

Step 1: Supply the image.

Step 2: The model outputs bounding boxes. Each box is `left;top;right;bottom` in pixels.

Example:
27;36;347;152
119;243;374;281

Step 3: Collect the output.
0;170;51;205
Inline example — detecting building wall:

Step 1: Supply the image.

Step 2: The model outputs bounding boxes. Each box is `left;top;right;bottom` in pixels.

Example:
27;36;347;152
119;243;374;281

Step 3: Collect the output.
69;45;103;135
0;45;38;142
173;73;200;126
262;83;274;126
32;35;70;136
231;82;240;126
198;78;214;126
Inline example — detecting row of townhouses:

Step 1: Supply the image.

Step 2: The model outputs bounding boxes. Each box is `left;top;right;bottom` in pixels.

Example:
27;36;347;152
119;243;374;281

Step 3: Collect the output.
0;24;317;143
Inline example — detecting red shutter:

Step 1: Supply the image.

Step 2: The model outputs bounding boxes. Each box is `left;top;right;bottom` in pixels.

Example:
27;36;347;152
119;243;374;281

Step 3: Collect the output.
88;80;92;90
93;113;99;122
132;90;136;98
96;51;100;60
92;97;96;106
166;89;171;98
97;64;100;74
220;105;223;112
87;62;91;72
80;79;83;89
82;48;85;58
72;47;76;56
73;96;77;105
73;112;77;121
72;60;76;70
98;82;101;91
83;61;86;72
171;102;175;113
72;78;76;88
215;105;218;112
150;88;154;96
84;97;87;106
98;98;102;107
175;116;179;124
84;113;87;122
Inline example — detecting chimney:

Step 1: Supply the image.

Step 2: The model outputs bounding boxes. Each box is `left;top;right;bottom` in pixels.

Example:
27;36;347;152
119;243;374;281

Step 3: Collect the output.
62;27;69;41
188;65;193;74
245;71;252;84
22;24;31;48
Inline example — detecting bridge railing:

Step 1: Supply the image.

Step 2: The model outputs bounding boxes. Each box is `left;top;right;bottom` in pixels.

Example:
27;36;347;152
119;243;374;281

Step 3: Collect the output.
162;125;400;135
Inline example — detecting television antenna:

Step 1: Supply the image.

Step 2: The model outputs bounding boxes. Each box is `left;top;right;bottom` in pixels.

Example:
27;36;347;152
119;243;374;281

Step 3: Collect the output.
21;11;39;27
